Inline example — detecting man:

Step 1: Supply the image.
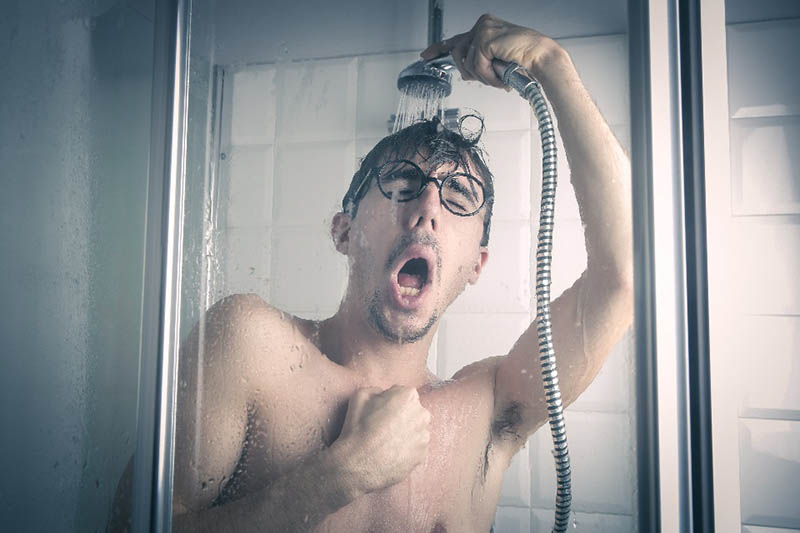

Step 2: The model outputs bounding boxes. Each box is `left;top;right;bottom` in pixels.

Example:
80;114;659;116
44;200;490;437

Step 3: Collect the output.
114;13;633;533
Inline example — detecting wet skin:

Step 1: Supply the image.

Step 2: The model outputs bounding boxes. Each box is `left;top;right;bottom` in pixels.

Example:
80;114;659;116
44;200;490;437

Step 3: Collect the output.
175;299;515;532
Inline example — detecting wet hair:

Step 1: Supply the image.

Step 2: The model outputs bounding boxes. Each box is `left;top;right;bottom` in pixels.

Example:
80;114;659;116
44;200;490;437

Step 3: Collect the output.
342;115;495;246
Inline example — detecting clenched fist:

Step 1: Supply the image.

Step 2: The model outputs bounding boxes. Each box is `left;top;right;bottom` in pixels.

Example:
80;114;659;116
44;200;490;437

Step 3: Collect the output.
330;385;431;497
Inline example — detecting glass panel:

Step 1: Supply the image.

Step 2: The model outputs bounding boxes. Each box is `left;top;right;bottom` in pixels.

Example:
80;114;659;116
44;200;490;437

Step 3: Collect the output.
0;1;155;531
705;1;800;530
175;1;636;531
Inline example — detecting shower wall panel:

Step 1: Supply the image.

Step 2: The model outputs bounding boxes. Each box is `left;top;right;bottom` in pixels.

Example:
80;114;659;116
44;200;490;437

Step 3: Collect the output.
212;32;634;532
0;2;154;530
705;15;800;531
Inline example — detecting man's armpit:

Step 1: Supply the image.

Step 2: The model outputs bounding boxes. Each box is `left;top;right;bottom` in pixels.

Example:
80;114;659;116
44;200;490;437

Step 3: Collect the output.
491;401;524;441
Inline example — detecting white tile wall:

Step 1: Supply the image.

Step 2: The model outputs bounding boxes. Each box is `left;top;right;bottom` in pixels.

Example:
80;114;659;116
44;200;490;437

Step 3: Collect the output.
270;226;347;314
494;506;531;532
500;446;532;507
450;220;531;314
436;312;530;379
356;52;421;139
727;21;800;118
355;137;384;168
481;130;532;222
225;66;278;146
703;16;800;533
273;140;354;227
448;78;532;132
531;411;634;515
730;221;800;316
560;35;630;128
739;419;800;529
278;58;358;143
730;116;800;215
223;226;271;299
223;146;274;228
735;315;800;414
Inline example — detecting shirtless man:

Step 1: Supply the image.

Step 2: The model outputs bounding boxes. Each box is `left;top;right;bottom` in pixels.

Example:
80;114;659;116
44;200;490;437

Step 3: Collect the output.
116;13;632;532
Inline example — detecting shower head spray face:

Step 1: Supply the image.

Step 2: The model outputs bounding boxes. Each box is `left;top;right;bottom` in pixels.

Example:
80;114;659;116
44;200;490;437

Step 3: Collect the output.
397;57;456;97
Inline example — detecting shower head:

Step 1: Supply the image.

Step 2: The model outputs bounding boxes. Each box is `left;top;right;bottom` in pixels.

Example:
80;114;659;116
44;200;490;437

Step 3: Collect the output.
397;56;456;96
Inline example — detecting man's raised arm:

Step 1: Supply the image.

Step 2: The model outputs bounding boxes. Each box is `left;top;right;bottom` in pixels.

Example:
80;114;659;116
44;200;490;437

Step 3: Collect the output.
423;15;634;444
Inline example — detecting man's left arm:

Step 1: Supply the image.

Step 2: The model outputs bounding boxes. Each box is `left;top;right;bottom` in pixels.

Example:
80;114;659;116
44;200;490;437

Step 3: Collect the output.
425;15;634;444
494;26;633;443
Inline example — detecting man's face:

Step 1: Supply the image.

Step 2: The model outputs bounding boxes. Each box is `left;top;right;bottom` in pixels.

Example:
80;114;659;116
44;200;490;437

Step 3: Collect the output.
339;152;489;343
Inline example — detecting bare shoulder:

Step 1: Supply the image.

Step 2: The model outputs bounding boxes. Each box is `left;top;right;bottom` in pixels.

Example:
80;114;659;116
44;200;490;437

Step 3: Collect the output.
443;356;504;421
195;293;309;376
203;292;293;340
174;294;308;512
450;355;503;383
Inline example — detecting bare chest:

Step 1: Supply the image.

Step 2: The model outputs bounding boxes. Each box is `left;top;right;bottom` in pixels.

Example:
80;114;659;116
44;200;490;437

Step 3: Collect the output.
237;372;503;532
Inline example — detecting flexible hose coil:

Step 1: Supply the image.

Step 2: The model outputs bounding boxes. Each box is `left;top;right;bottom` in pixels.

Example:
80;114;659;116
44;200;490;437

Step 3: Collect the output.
497;60;572;533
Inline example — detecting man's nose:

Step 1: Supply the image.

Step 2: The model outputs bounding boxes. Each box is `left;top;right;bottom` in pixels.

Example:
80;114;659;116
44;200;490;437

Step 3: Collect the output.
407;179;442;234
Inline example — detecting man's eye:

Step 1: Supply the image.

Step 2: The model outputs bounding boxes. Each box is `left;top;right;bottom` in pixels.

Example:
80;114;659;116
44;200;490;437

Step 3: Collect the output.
385;171;417;183
389;188;415;199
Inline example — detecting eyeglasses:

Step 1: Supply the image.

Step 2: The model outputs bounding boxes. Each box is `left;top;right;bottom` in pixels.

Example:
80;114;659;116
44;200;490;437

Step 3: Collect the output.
361;159;487;217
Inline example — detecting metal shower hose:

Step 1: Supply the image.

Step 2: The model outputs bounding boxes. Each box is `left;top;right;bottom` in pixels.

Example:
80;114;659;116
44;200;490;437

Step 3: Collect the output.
496;60;572;533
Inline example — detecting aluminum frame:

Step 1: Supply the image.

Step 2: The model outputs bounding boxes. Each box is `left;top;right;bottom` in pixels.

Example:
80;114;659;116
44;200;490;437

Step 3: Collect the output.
677;0;715;529
134;0;190;531
631;0;701;531
628;0;662;529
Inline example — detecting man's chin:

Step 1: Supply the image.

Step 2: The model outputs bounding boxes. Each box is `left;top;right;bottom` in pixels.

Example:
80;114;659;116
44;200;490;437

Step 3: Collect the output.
368;303;438;344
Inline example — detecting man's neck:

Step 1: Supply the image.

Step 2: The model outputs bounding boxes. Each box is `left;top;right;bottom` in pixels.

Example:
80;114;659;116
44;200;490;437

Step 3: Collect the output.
318;306;437;389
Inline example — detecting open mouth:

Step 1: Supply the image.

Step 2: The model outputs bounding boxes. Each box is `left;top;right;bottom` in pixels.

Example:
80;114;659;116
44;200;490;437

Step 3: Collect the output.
387;241;437;310
397;257;429;297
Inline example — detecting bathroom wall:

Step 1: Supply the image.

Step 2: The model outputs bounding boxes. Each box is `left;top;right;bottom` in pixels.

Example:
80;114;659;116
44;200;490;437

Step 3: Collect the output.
704;3;800;530
211;31;636;533
0;1;154;530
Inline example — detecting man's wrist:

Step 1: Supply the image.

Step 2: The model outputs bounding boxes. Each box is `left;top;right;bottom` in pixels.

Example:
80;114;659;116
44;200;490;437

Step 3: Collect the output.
527;42;576;92
320;441;364;506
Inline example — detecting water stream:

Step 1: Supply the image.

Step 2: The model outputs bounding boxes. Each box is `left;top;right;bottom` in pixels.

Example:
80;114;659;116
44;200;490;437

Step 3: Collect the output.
392;81;447;133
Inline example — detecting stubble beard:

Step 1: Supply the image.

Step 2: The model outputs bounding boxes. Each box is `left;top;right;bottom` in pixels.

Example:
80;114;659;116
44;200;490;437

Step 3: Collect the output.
367;292;439;344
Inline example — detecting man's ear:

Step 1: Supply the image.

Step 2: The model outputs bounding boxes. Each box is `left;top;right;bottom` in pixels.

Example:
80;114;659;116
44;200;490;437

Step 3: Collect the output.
468;247;489;285
331;212;352;254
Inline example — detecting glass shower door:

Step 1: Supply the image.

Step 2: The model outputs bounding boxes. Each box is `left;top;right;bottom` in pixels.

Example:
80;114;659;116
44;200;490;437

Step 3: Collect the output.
0;1;157;530
172;1;642;531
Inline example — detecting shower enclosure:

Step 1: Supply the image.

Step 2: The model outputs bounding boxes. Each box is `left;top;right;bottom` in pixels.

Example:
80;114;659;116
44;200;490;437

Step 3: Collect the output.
1;0;798;532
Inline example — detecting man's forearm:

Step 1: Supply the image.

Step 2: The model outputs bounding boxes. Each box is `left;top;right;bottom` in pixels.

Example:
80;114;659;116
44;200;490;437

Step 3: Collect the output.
531;47;633;283
173;446;358;533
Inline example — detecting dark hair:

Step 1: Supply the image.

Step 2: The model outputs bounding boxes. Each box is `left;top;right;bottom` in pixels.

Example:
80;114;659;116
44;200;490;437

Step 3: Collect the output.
342;116;495;246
